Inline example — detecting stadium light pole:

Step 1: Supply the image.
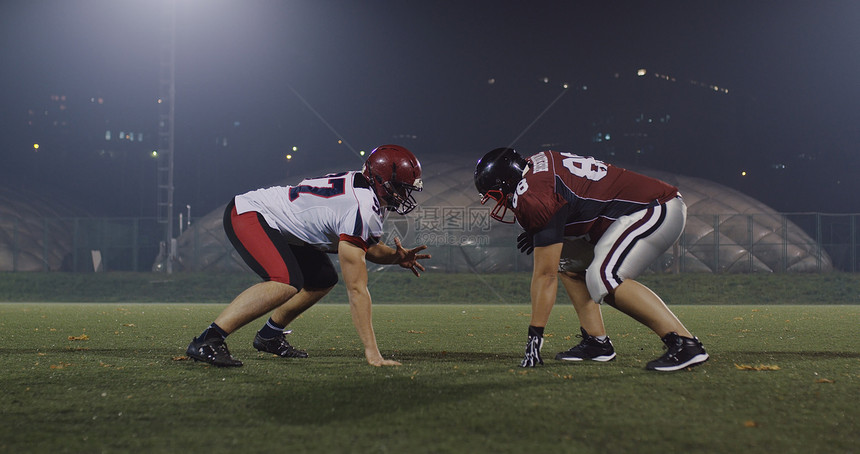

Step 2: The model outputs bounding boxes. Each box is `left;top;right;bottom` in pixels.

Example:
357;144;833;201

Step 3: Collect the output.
156;0;176;273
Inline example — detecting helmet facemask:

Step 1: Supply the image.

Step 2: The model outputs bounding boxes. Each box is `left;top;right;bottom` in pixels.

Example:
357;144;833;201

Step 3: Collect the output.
381;179;422;215
480;188;516;224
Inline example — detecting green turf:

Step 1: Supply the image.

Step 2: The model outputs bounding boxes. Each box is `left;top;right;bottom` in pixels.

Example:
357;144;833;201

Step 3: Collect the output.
3;271;860;304
0;303;857;453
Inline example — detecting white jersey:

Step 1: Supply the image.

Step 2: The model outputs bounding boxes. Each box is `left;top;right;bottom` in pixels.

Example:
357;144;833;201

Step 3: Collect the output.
233;171;384;252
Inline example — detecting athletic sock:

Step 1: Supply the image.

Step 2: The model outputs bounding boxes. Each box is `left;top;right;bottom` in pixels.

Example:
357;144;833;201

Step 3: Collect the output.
595;335;608;342
200;322;228;341
528;325;544;338
258;317;286;339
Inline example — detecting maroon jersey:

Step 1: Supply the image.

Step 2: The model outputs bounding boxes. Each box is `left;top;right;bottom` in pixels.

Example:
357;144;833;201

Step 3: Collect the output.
512;151;679;242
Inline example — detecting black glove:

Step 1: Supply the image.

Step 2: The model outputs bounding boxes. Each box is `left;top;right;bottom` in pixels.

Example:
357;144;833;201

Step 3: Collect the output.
520;326;544;367
517;231;534;255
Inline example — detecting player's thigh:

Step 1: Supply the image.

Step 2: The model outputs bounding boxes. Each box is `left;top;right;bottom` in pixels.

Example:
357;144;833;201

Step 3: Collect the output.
587;199;685;300
290;245;338;289
558;238;594;274
224;202;304;287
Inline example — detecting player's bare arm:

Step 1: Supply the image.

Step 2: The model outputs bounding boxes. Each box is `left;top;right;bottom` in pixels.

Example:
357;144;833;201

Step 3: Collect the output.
338;240;402;367
365;237;430;276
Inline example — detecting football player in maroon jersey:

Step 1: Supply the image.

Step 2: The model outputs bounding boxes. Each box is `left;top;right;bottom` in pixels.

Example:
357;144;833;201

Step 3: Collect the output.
475;148;708;371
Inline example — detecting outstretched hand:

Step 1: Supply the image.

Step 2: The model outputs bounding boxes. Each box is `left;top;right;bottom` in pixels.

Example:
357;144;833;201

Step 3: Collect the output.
393;237;431;277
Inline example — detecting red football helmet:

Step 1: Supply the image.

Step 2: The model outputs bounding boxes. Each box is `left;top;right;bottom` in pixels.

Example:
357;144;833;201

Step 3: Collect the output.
362;145;423;215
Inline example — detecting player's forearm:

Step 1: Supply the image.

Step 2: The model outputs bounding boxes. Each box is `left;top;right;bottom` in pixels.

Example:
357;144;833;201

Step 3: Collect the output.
365;243;398;264
346;286;383;362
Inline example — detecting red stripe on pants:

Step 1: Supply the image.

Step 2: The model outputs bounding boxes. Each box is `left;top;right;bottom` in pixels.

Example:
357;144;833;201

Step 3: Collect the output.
230;206;292;284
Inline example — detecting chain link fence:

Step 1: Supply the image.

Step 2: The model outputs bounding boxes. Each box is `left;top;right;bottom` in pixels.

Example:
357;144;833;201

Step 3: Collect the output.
0;213;856;273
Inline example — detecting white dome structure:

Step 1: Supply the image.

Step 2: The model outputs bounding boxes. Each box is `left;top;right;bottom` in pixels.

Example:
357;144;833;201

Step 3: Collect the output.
0;184;77;271
171;154;831;274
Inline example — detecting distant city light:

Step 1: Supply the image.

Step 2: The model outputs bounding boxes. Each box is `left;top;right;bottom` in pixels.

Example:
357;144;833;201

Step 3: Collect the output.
286;154;293;160
488;78;495;85
33;143;39;151
741;171;747;176
540;77;549;83
359;150;366;156
292;146;298;152
151;150;158;158
637;69;647;76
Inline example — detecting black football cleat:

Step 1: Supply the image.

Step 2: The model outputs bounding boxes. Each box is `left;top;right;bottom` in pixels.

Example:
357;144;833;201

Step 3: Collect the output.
646;332;709;371
253;332;308;358
186;336;243;367
555;327;617;362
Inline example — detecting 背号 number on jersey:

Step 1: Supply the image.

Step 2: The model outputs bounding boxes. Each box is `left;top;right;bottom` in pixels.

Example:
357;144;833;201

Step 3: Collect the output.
560;153;607;181
513;153;609;207
289;176;346;201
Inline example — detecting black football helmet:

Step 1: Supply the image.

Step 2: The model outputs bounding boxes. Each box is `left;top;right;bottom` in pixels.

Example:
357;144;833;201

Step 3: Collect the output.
362;145;423;215
474;147;528;223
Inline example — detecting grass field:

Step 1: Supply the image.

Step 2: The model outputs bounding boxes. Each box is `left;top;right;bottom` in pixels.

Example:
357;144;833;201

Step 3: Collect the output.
2;271;860;304
1;302;857;453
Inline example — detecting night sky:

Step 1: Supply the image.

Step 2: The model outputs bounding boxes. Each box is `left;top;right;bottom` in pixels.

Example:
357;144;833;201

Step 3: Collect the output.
1;1;859;217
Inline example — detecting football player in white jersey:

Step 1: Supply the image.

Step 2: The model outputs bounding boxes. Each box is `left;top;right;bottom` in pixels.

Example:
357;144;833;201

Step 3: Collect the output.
186;145;429;367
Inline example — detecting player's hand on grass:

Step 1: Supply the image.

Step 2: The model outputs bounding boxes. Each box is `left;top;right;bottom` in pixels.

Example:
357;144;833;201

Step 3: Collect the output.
365;347;401;367
393;237;431;277
370;358;402;367
366;350;402;367
517;231;534;255
520;334;544;367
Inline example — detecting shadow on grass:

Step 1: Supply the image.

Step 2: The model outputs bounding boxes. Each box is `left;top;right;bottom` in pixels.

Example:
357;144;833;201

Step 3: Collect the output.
240;373;535;426
386;350;519;362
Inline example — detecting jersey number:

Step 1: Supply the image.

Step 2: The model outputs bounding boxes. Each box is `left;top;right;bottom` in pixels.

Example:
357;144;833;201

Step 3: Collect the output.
512;153;607;205
560;153;608;181
511;179;528;209
289;177;346;201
